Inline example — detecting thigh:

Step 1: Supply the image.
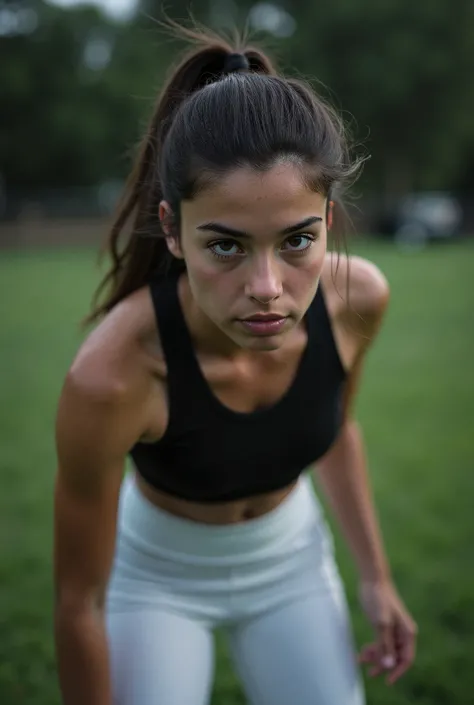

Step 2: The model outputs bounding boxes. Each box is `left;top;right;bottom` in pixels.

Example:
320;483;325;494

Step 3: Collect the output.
106;610;215;705
227;588;365;705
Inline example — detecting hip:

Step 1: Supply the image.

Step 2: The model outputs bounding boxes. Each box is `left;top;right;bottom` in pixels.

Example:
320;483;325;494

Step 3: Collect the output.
106;471;342;620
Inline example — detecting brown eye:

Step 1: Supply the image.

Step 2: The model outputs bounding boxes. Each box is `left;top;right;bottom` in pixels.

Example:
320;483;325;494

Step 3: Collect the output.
283;234;315;252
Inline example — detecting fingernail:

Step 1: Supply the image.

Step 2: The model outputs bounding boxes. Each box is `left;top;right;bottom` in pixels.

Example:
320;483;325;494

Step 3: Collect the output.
382;655;396;669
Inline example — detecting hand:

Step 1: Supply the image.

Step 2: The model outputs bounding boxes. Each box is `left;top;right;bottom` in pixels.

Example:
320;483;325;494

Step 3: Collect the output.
358;579;417;685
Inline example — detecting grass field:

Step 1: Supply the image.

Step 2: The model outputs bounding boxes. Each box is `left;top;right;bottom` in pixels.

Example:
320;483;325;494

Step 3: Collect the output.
1;239;473;705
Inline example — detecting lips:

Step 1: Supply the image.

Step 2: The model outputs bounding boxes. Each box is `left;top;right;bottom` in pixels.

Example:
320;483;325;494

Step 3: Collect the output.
238;314;288;336
244;314;286;322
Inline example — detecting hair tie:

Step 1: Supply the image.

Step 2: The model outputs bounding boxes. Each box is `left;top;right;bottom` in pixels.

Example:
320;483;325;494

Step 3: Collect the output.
223;53;250;74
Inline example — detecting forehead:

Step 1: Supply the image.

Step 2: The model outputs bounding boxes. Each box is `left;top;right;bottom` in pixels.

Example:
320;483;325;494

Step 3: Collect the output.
182;162;327;229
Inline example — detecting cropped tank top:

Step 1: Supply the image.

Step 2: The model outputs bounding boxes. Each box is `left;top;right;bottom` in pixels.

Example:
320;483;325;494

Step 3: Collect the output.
130;275;347;503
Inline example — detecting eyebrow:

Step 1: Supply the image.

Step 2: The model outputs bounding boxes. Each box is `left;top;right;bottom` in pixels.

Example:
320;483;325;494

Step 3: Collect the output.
196;216;323;239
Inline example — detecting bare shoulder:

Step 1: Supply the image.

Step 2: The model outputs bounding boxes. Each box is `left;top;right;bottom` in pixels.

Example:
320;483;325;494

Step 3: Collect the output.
57;287;162;457
70;287;159;393
321;252;390;365
322;252;389;316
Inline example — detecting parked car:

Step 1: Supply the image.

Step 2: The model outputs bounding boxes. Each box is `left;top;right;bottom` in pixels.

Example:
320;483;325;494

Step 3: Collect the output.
377;192;463;249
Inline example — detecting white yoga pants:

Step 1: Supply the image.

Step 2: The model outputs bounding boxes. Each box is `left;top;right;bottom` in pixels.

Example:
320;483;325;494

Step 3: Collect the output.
105;473;365;705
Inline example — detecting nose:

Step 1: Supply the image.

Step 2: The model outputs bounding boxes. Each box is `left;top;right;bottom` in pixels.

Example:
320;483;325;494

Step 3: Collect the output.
245;255;283;304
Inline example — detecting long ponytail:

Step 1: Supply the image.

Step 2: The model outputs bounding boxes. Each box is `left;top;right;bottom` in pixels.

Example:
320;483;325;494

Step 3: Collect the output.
85;24;277;325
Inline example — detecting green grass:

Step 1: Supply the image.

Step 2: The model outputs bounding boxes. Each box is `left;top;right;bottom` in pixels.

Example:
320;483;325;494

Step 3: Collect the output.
1;240;473;704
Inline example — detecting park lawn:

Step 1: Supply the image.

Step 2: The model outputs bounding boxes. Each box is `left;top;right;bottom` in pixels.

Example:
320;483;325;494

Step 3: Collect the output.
0;239;473;704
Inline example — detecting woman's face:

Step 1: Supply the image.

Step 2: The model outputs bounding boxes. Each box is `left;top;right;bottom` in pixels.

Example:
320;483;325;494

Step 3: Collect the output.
161;162;329;352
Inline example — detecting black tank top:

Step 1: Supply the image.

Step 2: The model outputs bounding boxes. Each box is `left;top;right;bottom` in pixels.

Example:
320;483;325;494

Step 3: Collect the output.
130;275;347;503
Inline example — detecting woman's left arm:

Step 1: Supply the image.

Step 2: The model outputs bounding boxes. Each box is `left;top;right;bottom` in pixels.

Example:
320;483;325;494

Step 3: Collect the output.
314;258;417;685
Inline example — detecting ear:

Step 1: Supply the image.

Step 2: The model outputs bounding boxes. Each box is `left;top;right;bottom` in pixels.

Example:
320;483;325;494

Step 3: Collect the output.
159;200;184;259
327;200;334;231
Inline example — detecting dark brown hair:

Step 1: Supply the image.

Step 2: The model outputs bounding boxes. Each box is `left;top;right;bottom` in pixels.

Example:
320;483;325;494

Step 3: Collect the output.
86;23;361;324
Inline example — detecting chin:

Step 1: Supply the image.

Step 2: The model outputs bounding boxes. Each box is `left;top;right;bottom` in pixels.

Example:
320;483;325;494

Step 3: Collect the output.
239;334;284;352
253;340;282;352
225;326;283;352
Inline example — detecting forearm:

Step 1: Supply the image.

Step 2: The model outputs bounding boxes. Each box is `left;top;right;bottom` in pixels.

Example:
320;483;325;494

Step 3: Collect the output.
55;607;112;705
313;419;391;582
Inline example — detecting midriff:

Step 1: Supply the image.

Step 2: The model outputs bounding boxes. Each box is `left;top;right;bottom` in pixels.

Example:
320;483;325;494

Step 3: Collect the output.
135;471;298;525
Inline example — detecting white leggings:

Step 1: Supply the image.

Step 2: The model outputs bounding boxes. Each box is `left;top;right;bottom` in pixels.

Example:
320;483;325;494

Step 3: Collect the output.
105;473;365;705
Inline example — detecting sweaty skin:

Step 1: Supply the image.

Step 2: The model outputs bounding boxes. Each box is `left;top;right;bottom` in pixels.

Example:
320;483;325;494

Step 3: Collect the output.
55;135;416;705
135;255;366;525
65;163;388;526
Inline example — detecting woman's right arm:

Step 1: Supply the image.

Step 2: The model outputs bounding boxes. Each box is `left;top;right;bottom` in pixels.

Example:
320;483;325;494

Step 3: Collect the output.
53;360;149;705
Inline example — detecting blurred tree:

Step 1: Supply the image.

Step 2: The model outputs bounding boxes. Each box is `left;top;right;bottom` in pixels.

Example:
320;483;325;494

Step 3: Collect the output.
274;0;474;199
0;0;167;190
1;0;474;201
2;1;109;188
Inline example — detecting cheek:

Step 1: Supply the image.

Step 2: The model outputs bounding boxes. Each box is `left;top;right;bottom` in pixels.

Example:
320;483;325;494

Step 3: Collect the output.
310;234;327;274
181;239;237;318
300;238;326;277
186;258;234;312
181;244;213;285
288;242;326;300
187;254;221;292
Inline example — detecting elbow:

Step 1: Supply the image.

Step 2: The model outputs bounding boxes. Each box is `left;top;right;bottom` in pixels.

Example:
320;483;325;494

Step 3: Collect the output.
55;585;105;620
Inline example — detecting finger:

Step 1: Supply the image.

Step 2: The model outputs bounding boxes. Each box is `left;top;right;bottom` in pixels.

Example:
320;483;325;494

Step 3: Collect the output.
386;663;409;684
378;623;397;669
359;644;384;679
370;652;396;681
380;653;396;670
386;631;417;684
358;644;377;664
386;653;412;684
363;627;396;681
368;665;384;678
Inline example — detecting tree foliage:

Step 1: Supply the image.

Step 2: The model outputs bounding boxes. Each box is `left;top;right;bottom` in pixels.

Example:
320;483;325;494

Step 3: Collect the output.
1;0;474;197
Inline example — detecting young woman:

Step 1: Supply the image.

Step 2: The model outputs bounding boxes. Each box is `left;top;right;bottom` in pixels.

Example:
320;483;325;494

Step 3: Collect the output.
53;28;417;705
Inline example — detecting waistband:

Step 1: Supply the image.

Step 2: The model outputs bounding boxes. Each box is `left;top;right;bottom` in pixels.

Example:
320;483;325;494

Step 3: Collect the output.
117;472;323;564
